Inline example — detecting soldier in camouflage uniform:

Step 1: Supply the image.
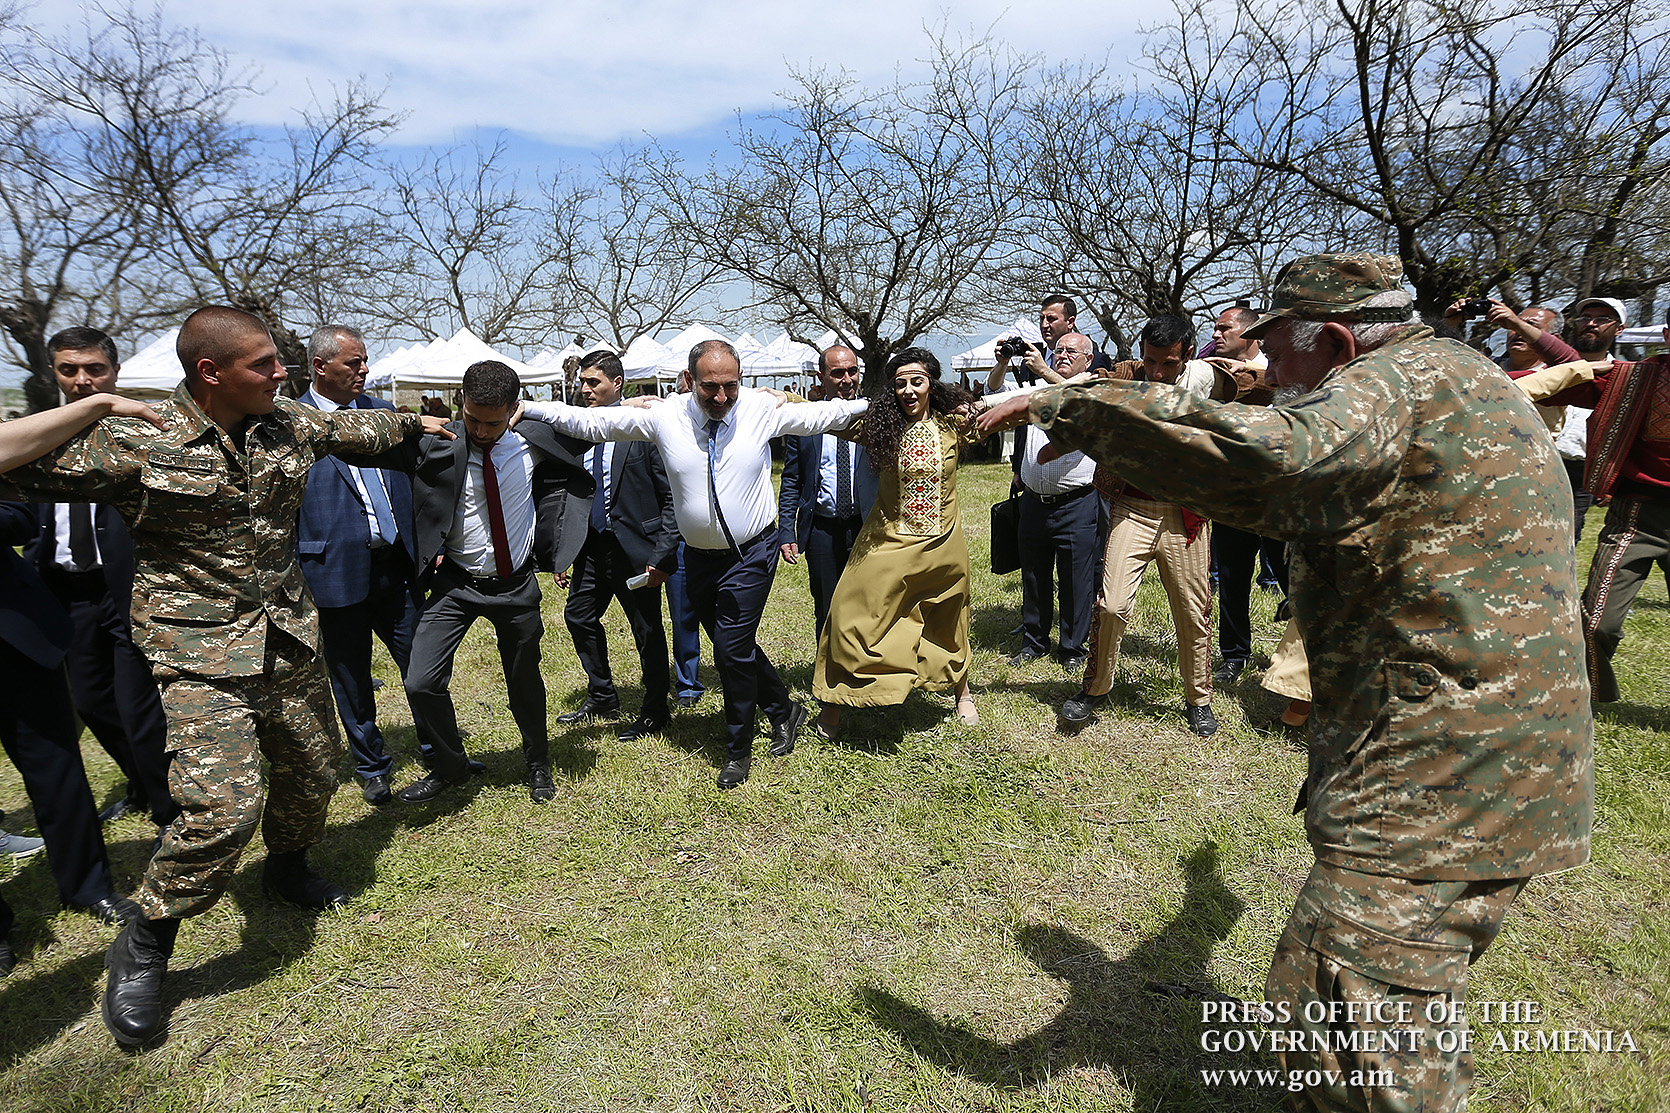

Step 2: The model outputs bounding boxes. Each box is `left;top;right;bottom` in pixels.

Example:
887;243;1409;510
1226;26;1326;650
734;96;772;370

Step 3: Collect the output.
978;254;1593;1113
0;306;451;1048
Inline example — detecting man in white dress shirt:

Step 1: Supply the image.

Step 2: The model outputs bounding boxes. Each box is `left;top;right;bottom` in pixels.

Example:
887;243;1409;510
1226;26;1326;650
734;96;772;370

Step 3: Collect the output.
1011;332;1102;672
396;361;592;804
522;340;867;789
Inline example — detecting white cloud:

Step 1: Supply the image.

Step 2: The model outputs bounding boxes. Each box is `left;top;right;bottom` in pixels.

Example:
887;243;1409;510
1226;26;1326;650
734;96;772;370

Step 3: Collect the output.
36;0;1145;146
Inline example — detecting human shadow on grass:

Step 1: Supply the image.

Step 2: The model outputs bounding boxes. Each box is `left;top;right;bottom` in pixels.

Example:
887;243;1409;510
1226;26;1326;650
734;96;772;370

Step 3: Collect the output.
1595;700;1670;733
113;770;487;1052
162;870;327;1019
813;695;956;755
855;841;1280;1109
0;941;104;1061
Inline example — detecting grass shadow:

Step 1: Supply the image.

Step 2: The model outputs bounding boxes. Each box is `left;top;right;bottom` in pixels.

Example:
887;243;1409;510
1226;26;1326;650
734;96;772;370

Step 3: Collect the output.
820;695;952;755
161;872;327;1033
1596;700;1670;732
970;603;1022;651
0;948;103;1061
855;840;1279;1109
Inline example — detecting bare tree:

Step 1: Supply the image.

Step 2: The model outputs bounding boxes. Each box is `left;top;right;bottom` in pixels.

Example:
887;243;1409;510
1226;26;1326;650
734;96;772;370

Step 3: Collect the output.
1168;0;1670;313
0;82;152;410
6;6;400;388
657;32;1032;386
373;138;558;350
1013;32;1321;357
545;145;722;352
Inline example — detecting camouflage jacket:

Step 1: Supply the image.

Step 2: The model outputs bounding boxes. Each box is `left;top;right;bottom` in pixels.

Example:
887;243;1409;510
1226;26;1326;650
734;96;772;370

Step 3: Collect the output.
1030;325;1593;881
0;381;422;678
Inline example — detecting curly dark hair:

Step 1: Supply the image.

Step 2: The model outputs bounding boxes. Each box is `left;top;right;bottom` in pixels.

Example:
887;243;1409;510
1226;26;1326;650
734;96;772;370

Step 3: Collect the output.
860;346;973;472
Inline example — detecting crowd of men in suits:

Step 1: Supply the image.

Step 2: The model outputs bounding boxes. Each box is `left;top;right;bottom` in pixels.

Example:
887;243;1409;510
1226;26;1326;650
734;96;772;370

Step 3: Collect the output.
0;273;1650;1090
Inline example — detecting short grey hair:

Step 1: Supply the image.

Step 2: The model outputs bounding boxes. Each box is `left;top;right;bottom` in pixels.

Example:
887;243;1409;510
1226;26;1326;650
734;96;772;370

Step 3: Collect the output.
1526;306;1565;335
687;338;740;378
1292;291;1414;354
308;324;365;365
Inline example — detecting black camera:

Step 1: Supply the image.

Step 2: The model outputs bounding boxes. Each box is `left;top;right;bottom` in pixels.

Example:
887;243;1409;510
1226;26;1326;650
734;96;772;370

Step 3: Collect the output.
1456;297;1492;319
996;336;1034;362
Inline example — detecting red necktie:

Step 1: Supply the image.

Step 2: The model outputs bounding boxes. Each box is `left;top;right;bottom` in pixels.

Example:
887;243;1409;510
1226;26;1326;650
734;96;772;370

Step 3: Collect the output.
481;444;514;577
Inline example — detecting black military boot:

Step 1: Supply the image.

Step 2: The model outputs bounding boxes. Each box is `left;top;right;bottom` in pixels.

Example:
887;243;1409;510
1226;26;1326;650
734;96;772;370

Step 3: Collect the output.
103;916;178;1048
263;850;349;911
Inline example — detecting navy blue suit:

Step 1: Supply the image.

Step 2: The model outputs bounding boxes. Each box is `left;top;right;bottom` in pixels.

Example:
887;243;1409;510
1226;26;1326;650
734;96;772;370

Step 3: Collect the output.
0;502;121;931
777;432;878;636
295;389;426;782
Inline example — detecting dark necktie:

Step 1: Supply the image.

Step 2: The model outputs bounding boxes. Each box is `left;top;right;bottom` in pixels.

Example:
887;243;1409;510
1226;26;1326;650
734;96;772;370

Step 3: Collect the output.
705;418;739;555
589;444;608;532
835;438;853;519
481;445;515;577
69;504;96;569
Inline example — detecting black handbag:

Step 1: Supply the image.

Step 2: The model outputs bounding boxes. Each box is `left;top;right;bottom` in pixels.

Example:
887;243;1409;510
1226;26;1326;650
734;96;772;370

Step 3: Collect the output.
990;495;1022;574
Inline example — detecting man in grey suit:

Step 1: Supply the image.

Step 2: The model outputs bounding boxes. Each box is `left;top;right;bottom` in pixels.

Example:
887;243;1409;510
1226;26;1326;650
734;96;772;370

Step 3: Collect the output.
394;361;593;805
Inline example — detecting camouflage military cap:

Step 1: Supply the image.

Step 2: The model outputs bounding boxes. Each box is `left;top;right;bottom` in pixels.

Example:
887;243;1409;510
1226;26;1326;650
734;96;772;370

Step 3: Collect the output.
1244;253;1413;338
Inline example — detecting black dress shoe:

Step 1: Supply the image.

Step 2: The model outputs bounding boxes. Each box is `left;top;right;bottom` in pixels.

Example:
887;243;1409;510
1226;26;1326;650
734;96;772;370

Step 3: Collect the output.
103;916;178;1048
556;697;621;725
676;693;702;710
1006;648;1045;667
527;761;555;804
1184;703;1220;738
716;758;751;790
362;774;393;806
770;703;809;757
71;896;143;925
617;713;672;741
1059;689;1105;725
467;759;486;774
97;799;134;823
1212;659;1246;686
1061;653;1089;675
398;768;472;803
263;850;349;911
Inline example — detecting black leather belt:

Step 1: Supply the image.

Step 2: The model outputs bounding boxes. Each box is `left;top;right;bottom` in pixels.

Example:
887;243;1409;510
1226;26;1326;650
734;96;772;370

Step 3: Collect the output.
1029;484;1095;506
444;558;534;588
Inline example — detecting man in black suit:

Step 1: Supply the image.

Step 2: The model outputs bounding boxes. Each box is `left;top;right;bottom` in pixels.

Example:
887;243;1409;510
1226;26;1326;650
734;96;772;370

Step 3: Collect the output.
22;328;172;829
1;501;140;937
777;344;879;637
395;360;593;805
553;351;679;740
296;325;427;806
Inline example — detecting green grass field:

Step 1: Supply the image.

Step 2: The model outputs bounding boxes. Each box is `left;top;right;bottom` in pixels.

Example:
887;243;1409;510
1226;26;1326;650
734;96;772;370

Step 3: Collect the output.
1;460;1663;1112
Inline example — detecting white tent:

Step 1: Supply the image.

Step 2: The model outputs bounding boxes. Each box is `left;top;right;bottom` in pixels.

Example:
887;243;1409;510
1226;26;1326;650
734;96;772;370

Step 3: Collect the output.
386;327;558;387
951;319;1045;371
620;335;676;382
114;329;184;398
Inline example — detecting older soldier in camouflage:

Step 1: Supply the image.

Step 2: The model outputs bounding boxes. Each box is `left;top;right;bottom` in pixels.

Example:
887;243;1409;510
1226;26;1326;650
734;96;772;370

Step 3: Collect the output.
0;306;451;1049
978;254;1593;1113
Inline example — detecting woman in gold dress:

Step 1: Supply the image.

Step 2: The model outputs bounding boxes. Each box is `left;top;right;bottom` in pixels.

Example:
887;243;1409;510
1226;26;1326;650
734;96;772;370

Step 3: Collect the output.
812;347;986;738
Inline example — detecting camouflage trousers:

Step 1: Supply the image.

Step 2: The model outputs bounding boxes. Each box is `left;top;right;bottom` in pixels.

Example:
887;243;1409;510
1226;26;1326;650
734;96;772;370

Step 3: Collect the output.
1266;861;1524;1113
134;628;343;921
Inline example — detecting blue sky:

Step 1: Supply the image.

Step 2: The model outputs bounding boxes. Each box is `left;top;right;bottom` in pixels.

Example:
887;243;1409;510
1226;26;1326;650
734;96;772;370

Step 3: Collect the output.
8;1;1150;382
